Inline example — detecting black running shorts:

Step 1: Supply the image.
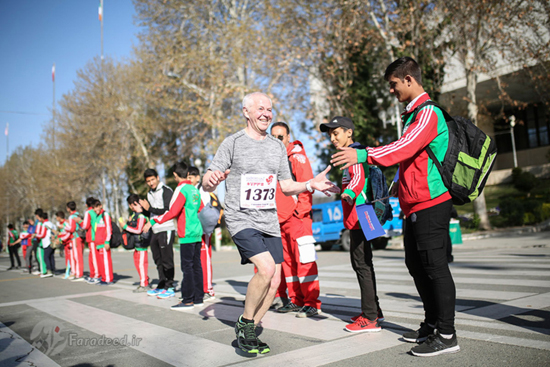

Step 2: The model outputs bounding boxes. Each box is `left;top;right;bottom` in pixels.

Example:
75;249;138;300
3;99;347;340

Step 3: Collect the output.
232;228;284;265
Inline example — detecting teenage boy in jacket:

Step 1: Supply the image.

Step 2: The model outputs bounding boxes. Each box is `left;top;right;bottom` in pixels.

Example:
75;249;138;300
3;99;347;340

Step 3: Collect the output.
56;211;75;279
321;116;383;333
92;200;114;285
331;56;459;357
140;169;177;298
143;162;204;309
120;194;151;293
12;221;33;273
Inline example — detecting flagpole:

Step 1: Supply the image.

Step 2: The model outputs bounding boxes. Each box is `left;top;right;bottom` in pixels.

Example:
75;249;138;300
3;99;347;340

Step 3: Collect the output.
99;0;106;204
52;63;56;148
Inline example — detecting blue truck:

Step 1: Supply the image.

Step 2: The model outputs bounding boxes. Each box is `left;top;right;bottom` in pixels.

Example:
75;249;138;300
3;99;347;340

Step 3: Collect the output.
311;198;402;251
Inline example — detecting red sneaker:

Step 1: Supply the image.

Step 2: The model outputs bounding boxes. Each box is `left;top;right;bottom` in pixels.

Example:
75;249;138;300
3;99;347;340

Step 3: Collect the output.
345;316;381;333
350;309;384;323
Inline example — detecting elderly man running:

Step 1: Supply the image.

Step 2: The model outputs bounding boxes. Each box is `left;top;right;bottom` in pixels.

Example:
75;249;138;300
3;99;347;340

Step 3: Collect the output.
203;92;339;354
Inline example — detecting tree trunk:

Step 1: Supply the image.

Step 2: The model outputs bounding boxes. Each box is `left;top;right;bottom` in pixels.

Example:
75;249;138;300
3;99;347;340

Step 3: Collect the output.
465;68;491;230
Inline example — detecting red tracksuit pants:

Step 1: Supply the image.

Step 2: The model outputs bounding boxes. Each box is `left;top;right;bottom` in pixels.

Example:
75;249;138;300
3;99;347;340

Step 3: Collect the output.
280;215;321;309
133;249;149;287
201;234;214;295
71;238;84;278
88;242;100;279
64;242;74;274
96;246;113;283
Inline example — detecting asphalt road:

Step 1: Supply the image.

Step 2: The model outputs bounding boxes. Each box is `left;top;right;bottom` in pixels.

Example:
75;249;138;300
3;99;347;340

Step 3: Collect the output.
0;230;549;367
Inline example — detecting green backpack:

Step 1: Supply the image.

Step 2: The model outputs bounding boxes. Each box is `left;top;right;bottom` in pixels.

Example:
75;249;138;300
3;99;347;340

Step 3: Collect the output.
411;101;498;205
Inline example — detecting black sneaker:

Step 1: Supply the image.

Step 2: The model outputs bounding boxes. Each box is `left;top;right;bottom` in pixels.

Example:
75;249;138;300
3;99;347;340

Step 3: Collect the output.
296;306;320;318
235;316;259;354
403;322;435;343
257;338;270;354
277;302;301;313
410;331;460;357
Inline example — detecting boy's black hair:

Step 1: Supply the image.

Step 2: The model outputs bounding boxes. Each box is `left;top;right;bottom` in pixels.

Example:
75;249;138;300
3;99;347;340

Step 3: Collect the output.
384;57;423;86
7;224;14;229
85;197;95;207
271;121;290;134
127;194;140;205
34;208;43;216
93;199;102;208
188;166;200;176
144;168;159;179
171;161;189;179
56;211;65;219
23;220;30;226
40;212;49;220
67;201;77;211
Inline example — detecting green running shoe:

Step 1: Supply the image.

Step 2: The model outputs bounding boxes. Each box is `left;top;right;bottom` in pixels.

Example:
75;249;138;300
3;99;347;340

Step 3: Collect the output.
235;316;259;354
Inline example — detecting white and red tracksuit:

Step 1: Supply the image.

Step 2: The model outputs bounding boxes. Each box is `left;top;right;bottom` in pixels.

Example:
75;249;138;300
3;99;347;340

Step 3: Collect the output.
93;210;113;283
276;141;321;309
58;219;75;275
81;207;99;279
124;212;149;287
67;211;84;278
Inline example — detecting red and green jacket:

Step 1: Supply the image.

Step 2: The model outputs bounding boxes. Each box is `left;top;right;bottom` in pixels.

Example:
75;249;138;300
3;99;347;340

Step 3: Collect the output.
150;180;204;244
358;93;451;216
342;142;373;230
80;208;97;243
124;212;148;251
8;229;18;244
92;210;112;249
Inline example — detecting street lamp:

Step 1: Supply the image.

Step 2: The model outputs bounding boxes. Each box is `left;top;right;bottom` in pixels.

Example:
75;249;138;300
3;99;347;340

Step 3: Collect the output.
510;115;518;168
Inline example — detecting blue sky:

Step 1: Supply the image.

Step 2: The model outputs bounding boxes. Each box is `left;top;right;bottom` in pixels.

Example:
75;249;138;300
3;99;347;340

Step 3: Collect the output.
0;0;139;164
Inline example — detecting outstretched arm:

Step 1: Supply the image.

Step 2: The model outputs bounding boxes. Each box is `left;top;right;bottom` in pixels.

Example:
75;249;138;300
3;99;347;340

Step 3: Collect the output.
279;166;340;197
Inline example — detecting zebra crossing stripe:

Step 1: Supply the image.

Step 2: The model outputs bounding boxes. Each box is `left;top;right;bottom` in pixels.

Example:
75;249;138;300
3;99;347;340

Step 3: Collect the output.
102;290;350;341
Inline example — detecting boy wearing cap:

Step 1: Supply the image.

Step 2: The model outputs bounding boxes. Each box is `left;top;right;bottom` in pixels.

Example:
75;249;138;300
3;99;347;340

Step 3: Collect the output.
320;116;383;333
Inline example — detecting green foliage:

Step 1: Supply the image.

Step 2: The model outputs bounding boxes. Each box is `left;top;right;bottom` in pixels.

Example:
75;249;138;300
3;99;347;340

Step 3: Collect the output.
499;197;525;226
511;168;538;193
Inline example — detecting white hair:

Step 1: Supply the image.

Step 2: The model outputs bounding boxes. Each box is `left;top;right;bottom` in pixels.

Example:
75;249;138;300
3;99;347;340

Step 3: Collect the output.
242;92;272;110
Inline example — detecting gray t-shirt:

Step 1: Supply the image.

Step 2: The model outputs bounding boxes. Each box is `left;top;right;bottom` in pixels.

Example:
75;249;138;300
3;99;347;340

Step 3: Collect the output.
208;129;292;237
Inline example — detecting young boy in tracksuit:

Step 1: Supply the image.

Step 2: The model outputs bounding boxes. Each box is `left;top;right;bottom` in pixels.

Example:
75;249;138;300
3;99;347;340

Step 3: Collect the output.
35;212;57;278
7;224;21;270
56;211;74;279
80;197;100;283
92;199;114;285
66;201;85;281
121;194;151;293
12;221;33;273
321;116;383;333
143;162;204;309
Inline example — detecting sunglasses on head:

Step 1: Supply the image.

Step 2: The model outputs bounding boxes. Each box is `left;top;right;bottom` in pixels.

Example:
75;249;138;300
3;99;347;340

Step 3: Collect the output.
272;134;285;141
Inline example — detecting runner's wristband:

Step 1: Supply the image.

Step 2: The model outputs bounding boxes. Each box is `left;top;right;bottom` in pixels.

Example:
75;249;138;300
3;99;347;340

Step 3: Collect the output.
305;180;314;193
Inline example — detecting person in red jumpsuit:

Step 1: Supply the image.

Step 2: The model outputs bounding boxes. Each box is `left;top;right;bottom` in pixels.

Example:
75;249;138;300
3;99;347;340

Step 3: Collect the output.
270;122;322;318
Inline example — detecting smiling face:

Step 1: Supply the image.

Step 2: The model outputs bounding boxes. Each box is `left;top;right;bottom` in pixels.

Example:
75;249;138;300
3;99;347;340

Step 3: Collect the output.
243;94;273;135
329;127;353;149
388;75;414;103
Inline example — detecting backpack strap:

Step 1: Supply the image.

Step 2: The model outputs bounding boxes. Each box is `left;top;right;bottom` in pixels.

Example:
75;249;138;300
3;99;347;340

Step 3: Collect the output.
407;100;451;180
